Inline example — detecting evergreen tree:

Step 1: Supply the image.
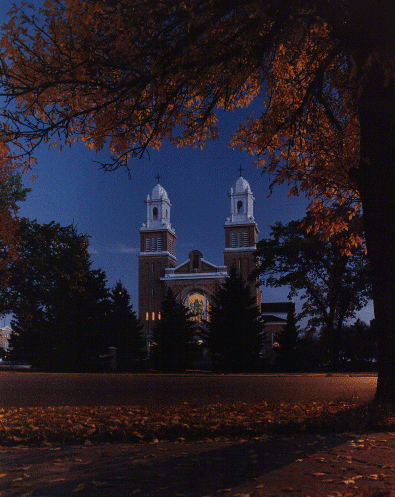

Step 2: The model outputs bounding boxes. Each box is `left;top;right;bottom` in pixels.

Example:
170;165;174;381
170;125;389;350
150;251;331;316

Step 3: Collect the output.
108;281;144;371
50;267;110;372
8;219;110;371
275;308;300;372
153;289;193;373
208;267;263;373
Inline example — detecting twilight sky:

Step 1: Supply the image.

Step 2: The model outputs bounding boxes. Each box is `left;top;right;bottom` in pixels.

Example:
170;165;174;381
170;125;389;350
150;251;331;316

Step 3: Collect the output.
16;109;311;312
1;2;373;327
14;108;373;326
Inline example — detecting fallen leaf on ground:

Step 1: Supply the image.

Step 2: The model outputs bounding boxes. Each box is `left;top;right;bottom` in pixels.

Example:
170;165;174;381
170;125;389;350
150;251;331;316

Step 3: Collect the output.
92;481;113;487
3;401;395;447
72;482;85;492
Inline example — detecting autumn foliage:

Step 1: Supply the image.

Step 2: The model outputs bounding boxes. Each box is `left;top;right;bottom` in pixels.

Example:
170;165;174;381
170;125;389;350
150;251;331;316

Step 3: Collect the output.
2;1;395;400
0;1;366;242
0;401;371;447
0;169;28;287
3;399;395;449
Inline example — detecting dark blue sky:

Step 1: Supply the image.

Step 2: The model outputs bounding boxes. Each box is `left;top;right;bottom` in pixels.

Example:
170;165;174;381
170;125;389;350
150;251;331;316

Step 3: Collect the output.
15;109;373;326
17;109;310;311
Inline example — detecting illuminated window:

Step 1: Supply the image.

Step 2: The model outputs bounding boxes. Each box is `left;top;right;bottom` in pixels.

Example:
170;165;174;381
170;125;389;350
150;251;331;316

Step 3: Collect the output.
146;312;149;321
185;293;210;322
158;312;161;320
152;312;155;321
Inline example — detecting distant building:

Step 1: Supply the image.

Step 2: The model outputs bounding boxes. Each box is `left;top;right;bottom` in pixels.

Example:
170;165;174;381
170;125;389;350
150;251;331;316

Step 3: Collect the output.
0;326;12;353
137;175;295;362
138;175;261;351
261;302;295;363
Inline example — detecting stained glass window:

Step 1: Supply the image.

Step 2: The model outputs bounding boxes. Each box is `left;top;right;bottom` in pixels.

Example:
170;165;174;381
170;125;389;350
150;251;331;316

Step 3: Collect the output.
185;293;210;321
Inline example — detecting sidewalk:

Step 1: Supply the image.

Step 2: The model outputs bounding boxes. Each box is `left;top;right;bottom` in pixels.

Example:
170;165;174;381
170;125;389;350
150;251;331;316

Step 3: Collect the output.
1;432;395;497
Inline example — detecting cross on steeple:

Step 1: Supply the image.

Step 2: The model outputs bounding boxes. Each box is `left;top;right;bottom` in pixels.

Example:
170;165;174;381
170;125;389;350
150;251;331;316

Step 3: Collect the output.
238;165;244;177
156;173;161;184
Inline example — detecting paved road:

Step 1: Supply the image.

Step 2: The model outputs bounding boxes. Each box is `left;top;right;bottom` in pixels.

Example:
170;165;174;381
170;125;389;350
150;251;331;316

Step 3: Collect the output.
0;373;377;408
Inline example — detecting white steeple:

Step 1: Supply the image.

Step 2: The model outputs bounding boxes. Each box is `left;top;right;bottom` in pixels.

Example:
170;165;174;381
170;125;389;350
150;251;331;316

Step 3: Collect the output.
141;182;173;231
225;176;255;225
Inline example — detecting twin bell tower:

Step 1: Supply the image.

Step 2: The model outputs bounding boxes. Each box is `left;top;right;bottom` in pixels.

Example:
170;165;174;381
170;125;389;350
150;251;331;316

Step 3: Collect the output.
138;174;261;346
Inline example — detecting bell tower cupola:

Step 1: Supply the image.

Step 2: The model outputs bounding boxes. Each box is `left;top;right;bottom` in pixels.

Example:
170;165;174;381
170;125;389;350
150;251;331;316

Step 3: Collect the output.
224;174;261;306
228;176;255;224
144;183;172;230
139;179;177;346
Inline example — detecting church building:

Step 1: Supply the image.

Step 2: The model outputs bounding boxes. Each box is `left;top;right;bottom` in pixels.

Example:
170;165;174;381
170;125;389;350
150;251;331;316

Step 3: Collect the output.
138;175;262;349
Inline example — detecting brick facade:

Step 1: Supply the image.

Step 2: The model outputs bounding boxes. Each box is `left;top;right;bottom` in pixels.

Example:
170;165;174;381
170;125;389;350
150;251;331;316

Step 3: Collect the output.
138;249;177;340
138;177;261;350
223;223;261;307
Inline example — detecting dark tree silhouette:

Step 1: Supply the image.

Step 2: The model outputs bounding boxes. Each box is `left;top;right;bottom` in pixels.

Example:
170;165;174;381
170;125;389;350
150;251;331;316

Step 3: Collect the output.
275;308;300;372
7;219;110;371
153;288;194;373
208;267;263;373
108;280;144;371
3;0;395;400
256;214;371;371
338;319;377;371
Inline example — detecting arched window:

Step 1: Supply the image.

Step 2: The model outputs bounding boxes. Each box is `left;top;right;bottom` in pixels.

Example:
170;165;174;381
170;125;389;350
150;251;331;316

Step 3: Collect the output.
153;207;158;220
237;200;243;214
185;293;210;322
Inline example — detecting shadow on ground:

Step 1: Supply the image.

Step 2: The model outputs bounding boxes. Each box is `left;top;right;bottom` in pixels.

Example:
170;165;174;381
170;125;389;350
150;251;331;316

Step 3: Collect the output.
3;403;395;496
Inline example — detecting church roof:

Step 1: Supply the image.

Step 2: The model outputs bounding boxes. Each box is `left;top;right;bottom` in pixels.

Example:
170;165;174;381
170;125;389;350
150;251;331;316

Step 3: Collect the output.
234;176;252;194
151;183;169;201
261;302;295;314
262;314;287;324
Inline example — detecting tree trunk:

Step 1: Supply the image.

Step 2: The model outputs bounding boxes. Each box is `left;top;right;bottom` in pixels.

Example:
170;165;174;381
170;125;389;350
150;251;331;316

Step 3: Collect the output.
331;324;341;373
357;61;395;403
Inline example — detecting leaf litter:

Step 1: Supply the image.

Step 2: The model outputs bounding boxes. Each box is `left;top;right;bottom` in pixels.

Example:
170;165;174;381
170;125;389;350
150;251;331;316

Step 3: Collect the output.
1;401;395;447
